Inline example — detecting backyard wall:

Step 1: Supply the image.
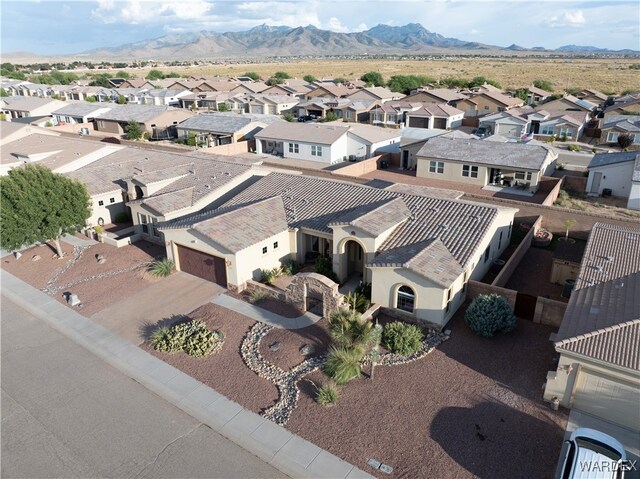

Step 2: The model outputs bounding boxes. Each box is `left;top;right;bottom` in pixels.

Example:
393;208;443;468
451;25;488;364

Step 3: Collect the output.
245;279;285;300
563;175;588;193
492;216;542;288
541;177;565;206
334;154;386;178
466;280;517;310
205;140;255;156
532;297;567;328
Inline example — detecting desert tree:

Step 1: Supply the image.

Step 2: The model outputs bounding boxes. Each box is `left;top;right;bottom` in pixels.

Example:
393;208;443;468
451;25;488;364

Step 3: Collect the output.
0;165;91;258
617;133;633;149
124;120;144;140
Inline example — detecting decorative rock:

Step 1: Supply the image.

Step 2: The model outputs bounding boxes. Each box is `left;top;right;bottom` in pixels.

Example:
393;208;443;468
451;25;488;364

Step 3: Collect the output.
31;255;41;262
269;342;281;351
67;293;81;306
96;254;105;264
300;344;315;355
13;252;21;260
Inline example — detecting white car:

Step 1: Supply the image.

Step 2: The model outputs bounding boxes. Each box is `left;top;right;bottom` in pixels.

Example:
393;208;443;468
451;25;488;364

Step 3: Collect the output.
557;427;628;479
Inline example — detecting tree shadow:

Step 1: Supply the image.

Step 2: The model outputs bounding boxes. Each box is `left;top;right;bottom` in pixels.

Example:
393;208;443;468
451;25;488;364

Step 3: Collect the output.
138;314;189;341
430;400;565;479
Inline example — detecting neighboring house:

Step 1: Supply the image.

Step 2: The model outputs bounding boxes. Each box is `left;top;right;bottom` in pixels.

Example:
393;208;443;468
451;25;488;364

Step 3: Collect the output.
175;112;282;146
261;79;315;97
179;92;245;111
479;107;533;138
586;151;640;210
576;88;609;105
1;96;67;119
599;115;640;145
117;79;156;89
415;137;558;193
338;99;379;123
1;132;122;175
403;88;468;106
138;89;192;106
51;103;112;125
57;85;105;102
404;103;465;129
604;96;640;116
456;91;524;117
0;121;59;146
0;78;32;96
230;82;270;95
347;86;404;104
399;129;475;170
543;223;640;431
305;81;354;100
157;171;517;330
531;110;588;141
255;122;399;164
538;95;597;113
243;94;299;115
93;104;193;139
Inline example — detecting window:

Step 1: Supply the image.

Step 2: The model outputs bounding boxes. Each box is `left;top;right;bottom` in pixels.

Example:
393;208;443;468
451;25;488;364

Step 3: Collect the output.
541;125;555;135
429;161;444;174
311;236;319;252
498;231;503;250
288;143;299;153
273;241;279;249
98;200;104;206
139;213;148;234
462;165;478;178
484;245;491;263
633;134;640;144
396;285;415;313
514;171;533;181
484;105;490;110
345;111;353;120
558;127;574;139
462;271;468;293
606;132;619;143
65;116;71;123
98;120;105;129
262;246;268;254
388;115;396;123
151;217;159;237
311;145;323;157
109;197;115;203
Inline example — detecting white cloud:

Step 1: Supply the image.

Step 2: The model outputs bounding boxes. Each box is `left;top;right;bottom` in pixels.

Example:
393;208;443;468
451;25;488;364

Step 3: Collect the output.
548;10;586;28
92;0;213;24
326;17;349;33
355;23;368;32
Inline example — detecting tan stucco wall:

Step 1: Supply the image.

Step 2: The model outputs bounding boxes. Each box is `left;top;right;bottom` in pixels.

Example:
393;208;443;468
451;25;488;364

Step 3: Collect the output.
88;190;127;225
143;110;193;131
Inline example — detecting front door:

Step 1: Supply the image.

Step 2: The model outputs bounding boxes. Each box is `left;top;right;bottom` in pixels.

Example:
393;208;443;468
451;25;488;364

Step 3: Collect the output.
590;172;602;194
402;150;409;169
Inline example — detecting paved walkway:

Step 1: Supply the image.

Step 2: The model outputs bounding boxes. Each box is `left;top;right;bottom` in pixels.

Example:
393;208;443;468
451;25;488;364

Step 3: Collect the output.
61;234;98;247
1;270;370;479
212;295;322;330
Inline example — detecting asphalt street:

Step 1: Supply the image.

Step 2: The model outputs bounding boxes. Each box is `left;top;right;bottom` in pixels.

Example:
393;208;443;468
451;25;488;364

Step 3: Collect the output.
1;296;288;479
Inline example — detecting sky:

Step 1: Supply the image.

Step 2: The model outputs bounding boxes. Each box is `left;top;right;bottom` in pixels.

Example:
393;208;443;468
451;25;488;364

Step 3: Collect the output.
1;0;639;55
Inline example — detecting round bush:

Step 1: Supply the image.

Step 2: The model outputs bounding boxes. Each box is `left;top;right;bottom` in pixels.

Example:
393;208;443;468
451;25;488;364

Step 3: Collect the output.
382;321;424;355
465;294;517;338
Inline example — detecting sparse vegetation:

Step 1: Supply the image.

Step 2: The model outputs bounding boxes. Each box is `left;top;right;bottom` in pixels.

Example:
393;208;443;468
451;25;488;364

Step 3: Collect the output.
329;310;376;350
260;267;282;285
244;71;260;80
150;319;223;357
124;120;144;140
532;79;553;92
567;144;581;152
250;289;267;303
147;258;175;277
343;291;370;313
315;383;339;407
281;259;300;276
323;345;363;385
465;294;516;338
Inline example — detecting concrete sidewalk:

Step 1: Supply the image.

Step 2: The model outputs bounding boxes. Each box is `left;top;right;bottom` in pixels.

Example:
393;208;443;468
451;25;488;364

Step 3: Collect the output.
212;294;322;330
1;270;372;479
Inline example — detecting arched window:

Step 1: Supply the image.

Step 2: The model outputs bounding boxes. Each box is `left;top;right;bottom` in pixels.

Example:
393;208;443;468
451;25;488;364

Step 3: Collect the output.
396;285;415;313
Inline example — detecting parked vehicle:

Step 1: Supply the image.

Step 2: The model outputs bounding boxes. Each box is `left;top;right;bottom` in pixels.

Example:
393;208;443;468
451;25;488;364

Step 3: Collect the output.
557;428;628;479
472;126;491;138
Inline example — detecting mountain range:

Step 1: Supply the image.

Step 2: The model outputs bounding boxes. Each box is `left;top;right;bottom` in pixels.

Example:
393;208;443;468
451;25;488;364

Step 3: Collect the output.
17;23;640;60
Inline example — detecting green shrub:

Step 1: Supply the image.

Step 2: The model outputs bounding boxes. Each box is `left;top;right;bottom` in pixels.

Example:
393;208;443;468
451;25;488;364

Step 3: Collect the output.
567;144;581;152
151;320;222;357
324;346;363;385
556;162;565;171
329;310;376;349
184;329;220;357
315;256;339;283
465;294;517;338
260;267;282;284
250;289;267;303
343;291;370;313
282;113;296;122
147;258;175;277
142;131;151;141
94;225;104;235
355;282;372;300
150;326;182;353
281;259;300;276
113;212;129;223
382;322;424;355
316;384;339;407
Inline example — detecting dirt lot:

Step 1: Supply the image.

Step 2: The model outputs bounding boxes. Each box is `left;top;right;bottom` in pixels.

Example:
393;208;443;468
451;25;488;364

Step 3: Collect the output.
110;57;640;94
554;189;640;220
1;241;165;316
144;301;567;479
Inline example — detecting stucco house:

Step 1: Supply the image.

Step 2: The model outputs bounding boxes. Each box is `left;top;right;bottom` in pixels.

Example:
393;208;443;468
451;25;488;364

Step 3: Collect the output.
604;96;640;117
543;223;640;431
93;104;193;139
403;88;467;106
1;96;67;120
599;115;640;145
347;87;404;104
586;151;640;210
175;112;282;147
538;95;597;114
51;103;112;125
526;86;552;105
243;94;299;115
576;88;609;106
456;91;524;117
139;89;192;106
157;172;517;329
415;137;558;193
305;81;354;100
400;130;476;170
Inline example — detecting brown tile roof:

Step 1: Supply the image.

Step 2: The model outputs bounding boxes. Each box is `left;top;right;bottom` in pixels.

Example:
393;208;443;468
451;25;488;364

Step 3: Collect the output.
409;88;468;103
193;196;289;253
469;91;523;108
329;197;412;237
367;239;463;287
312;82;354;98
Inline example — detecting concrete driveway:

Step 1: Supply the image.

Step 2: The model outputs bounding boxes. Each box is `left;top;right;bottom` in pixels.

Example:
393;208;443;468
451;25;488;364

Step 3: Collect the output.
91;272;224;345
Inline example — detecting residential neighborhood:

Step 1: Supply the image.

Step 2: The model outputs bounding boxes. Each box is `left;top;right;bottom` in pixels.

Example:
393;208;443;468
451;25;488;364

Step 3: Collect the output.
1;5;639;479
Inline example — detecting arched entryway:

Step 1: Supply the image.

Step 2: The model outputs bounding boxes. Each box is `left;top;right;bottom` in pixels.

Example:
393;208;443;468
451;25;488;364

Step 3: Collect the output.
345;240;364;278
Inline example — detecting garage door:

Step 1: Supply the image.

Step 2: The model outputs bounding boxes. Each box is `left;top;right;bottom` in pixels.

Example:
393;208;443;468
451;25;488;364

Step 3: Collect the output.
176;244;227;287
499;125;520;138
433;118;447;129
572;370;640;430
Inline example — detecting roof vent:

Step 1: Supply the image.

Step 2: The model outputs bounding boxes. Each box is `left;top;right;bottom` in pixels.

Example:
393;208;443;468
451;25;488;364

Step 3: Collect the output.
440;224;449;230
614;280;625;289
605;255;614;262
594;266;604;273
589;306;600;315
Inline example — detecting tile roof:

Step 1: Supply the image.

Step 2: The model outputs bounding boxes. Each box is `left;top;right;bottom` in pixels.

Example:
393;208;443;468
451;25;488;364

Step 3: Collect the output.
528;86;552;97
602;114;640;132
417;136;554;170
51;103;111;117
255;122;349;145
355;87;402;100
406;103;464;118
574;223;640;290
470;91;523;108
164;172;506;271
312;82;354;97
384;183;464;200
346;123;402;144
329;197;412;236
588;151;640;169
95;104;176;122
177;114;256;134
193;196;289;253
367;239;463;287
411;88;467;102
2;95;59;111
564;95;597;111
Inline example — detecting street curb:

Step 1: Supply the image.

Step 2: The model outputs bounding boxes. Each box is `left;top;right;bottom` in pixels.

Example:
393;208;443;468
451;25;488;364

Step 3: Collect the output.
1;270;373;479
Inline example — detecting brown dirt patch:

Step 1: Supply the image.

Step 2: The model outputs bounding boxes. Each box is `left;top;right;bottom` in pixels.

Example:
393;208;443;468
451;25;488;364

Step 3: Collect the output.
142;303;279;414
505;247;567;302
229;290;304;318
2;242;75;289
260;319;332;371
285;311;567;479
